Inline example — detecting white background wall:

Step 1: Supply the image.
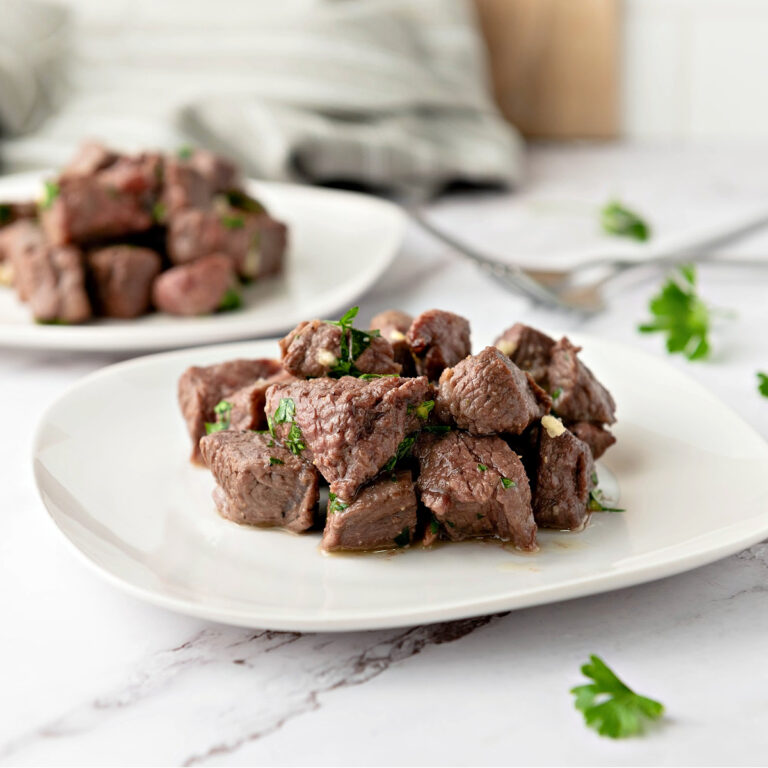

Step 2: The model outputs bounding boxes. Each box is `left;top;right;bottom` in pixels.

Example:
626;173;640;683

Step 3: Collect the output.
623;0;768;139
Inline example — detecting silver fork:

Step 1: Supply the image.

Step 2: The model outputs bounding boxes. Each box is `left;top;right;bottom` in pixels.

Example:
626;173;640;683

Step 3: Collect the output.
406;206;768;315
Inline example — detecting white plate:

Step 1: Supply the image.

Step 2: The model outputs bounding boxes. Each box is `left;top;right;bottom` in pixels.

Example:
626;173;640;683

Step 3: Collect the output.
33;335;768;631
0;172;404;351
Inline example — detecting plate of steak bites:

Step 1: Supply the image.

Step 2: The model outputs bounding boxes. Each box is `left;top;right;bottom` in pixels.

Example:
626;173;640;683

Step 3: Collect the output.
33;307;768;630
0;143;404;351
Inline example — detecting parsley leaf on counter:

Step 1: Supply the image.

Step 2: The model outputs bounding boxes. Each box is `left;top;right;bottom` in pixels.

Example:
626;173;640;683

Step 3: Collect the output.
638;265;713;361
572;655;664;739
205;400;233;435
600;200;650;242
758;372;768;398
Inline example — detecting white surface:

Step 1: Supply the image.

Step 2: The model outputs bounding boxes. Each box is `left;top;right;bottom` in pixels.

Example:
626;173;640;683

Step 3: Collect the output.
0;173;404;350
3;143;768;765
32;335;768;632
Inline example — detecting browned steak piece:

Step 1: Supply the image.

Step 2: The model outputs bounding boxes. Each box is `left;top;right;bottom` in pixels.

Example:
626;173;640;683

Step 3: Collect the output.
370;309;415;375
188;149;240;193
228;369;294;432
265;375;431;500
569;421;616;459
436;346;551;435
178;358;284;464
321;470;418;551
14;244;91;324
548;338;616;424
406;309;471;380
161;158;213;216
87;245;162;318
200;431;318;533
415;430;537;550
494;323;555;387
152;254;236;317
533;415;595;530
0;220;45;296
42;153;161;245
60;142;118;179
279;319;401;378
167;208;287;280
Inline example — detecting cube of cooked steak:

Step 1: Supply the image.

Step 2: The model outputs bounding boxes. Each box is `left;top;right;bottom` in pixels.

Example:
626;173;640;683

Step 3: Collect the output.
162;158;213;216
188;149;240;193
87;245;162;318
569;421;616;460
406;309;471;380
60;142;118;179
548;338;616;424
248;214;287;278
370;309;415;375
152;254;236;317
200;431;318;533
279;319;401;378
436;346;551;435
533;415;595;530
42;154;161;245
0;220;45;298
414;430;537;550
494;323;556;388
14;244;91;324
228;369;294;432
178;358;285;463
265;375;431;500
321;470;418;551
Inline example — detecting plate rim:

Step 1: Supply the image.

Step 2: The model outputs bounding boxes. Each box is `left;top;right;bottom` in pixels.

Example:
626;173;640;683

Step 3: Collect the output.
0;172;405;351
32;335;768;631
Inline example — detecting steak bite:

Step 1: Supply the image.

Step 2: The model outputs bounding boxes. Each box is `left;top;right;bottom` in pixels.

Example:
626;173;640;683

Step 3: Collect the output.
0;220;45;295
41;153;162;245
406;309;471;380
494;323;555;387
279;319;401;379
87;245;162;318
415;430;537;550
151;254;237;317
14;244;91;324
60;141;118;179
200;431;318;533
533;415;595;530
161;158;213;216
370;309;415;375
548;338;616;424
188;149;240;193
569;421;616;460
227;369;294;432
436;346;551;435
265;375;431;500
178;358;285;463
321;470;418;552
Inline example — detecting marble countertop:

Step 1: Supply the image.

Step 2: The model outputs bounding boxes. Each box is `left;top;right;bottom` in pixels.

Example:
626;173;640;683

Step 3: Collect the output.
2;143;768;766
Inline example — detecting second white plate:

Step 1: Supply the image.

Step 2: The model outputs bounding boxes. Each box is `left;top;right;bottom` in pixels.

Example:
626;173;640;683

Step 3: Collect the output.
32;334;768;631
0;173;404;351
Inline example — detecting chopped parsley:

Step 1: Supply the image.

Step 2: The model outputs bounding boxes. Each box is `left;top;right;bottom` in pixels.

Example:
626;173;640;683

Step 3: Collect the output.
477;463;488;472
552;387;562;400
269;397;305;456
358;373;400;380
326;306;382;378
152;201;167;224
382;434;417;472
588;488;624;513
423;425;451;434
758;372;768;398
177;145;194;160
428;516;440;535
638;265;715;361
221;214;245;230
40;180;60;210
600;200;650;242
408;400;435;420
204;400;233;434
218;286;242;312
269;457;284;466
500;477;516;489
476;513;485;520
225;189;265;214
0;204;10;224
446;520;456;528
393;526;410;547
572;655;664;739
328;493;349;515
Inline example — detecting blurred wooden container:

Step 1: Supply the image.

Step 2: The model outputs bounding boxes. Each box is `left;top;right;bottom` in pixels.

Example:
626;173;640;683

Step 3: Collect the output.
474;0;619;139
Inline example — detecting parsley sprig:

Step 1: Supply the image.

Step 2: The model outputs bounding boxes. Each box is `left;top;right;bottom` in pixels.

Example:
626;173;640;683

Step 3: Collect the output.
758;372;768;398
268;397;306;456
205;400;233;434
326;306;381;378
572;655;664;738
600;200;650;242
638;265;714;361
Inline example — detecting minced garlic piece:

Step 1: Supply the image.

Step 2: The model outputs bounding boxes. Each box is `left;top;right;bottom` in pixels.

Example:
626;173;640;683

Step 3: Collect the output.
541;414;566;438
389;329;405;342
317;349;338;368
496;339;516;357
